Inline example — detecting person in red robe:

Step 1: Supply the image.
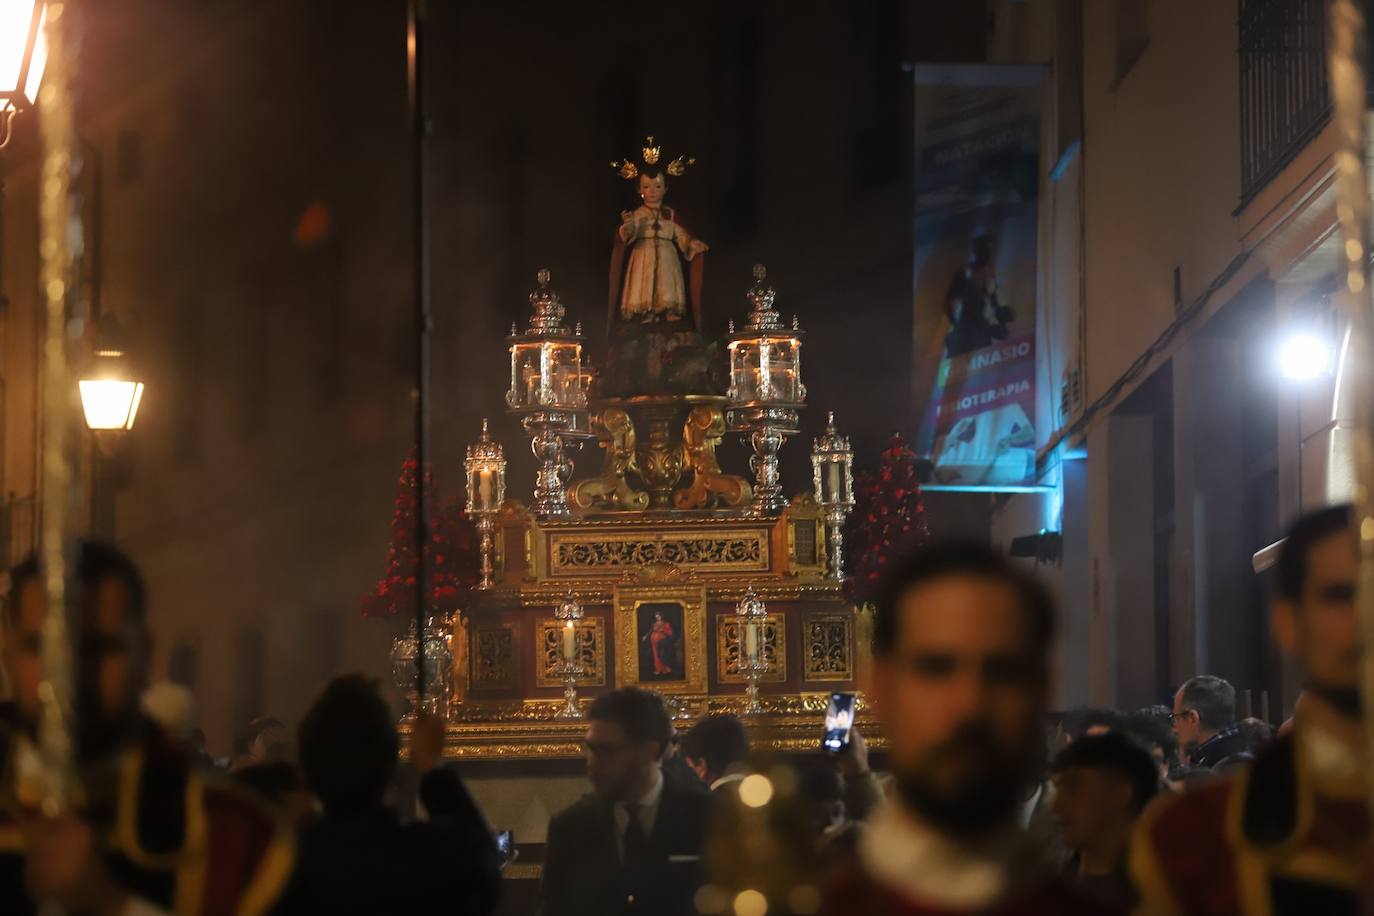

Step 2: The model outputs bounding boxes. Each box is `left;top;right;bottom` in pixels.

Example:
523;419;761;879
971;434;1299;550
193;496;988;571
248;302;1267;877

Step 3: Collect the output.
644;611;675;676
0;544;293;915
1131;505;1369;915
816;543;1116;915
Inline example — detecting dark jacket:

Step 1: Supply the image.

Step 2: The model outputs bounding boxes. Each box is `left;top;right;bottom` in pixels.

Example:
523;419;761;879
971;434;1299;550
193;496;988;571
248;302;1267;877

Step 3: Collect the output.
1190;723;1254;770
540;768;709;916
274;766;500;916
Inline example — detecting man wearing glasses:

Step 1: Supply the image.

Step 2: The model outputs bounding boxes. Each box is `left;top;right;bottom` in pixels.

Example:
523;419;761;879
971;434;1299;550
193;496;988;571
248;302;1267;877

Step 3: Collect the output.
540;687;709;916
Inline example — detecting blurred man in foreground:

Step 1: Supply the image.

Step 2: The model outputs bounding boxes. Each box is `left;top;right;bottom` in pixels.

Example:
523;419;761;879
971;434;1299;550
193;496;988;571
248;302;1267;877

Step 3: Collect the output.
0;543;293;915
817;542;1111;914
1133;505;1368;914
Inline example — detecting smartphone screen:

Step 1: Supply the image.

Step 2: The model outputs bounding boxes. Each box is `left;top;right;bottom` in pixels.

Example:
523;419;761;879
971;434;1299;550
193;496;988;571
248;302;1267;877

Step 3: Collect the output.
495;830;514;859
822;692;856;752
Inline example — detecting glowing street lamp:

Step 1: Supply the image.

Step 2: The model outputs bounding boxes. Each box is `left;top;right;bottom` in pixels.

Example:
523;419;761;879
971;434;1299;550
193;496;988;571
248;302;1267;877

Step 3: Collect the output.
0;0;48;148
1278;330;1336;381
79;315;144;432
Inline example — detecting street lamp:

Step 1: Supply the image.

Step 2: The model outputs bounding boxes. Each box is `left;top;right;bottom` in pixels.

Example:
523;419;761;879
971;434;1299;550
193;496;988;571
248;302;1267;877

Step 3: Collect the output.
1278;330;1336;381
0;0;47;149
78;314;144;432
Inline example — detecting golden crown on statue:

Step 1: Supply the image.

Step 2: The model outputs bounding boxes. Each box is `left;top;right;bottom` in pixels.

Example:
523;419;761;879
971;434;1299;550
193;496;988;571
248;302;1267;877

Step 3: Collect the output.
610;134;696;180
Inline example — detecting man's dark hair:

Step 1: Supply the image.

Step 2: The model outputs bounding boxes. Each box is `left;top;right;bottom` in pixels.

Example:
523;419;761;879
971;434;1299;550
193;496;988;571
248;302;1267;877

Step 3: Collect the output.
1055;706;1126;742
1052;731;1160;814
298;676;397;812
1125;705;1178;769
873;541;1055;660
1235;717;1275;756
235;716;287;758
1177;675;1236;730
680;714;749;781
5;542;147;626
1275;504;1353;602
587;687;672;755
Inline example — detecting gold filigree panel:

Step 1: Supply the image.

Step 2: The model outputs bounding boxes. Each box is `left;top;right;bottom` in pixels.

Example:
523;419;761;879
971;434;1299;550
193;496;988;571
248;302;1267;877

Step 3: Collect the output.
470;624;518;690
803;613;853;682
549;531;769;576
613;584;708;695
717;614;787;683
534;618;606;688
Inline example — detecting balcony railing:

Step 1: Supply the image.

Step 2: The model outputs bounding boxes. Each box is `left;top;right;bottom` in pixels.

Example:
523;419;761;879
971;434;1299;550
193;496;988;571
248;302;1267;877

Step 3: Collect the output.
1238;0;1331;205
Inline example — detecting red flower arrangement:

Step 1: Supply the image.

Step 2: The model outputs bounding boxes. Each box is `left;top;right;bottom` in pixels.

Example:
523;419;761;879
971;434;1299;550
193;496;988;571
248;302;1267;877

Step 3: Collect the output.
843;432;931;605
361;451;480;619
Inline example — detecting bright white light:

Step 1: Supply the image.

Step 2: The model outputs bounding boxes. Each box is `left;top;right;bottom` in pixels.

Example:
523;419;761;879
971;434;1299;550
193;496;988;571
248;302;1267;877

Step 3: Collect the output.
0;2;47;111
79;379;144;430
1278;332;1333;381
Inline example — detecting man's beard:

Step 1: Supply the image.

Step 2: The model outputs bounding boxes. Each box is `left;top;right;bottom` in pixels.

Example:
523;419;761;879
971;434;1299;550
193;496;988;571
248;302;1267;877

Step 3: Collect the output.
893;722;1034;840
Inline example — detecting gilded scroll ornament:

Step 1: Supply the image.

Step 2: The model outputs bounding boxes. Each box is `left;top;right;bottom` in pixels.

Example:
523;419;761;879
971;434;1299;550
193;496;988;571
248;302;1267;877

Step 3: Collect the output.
572;407;650;511
675;405;752;510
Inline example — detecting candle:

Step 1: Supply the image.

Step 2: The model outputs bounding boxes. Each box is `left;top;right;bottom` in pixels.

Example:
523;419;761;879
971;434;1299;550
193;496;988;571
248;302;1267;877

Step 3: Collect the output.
478;468;493;509
562;621;577;665
826;462;840;502
744;620;759;664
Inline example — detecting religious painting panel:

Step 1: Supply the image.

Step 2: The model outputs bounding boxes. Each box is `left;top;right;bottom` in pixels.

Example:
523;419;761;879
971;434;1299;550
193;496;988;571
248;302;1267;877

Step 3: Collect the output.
613;583;707;695
534;617;606;688
716;613;786;683
803;612;853;682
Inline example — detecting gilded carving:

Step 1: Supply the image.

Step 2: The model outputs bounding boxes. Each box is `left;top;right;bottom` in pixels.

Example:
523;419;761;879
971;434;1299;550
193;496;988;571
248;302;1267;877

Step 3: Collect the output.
571;407;650;511
535;617;606;687
470;625;518;690
803;613;853;682
550;531;767;575
674;405;752;510
717;613;786;683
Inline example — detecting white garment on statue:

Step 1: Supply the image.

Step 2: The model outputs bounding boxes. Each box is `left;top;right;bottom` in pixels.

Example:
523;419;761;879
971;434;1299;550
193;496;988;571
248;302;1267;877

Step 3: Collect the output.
618;207;699;322
859;802;1024;909
612;766;665;862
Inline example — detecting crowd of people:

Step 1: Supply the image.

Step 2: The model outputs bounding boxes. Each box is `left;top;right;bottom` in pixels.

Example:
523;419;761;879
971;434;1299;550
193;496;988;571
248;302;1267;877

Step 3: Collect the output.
0;501;1364;914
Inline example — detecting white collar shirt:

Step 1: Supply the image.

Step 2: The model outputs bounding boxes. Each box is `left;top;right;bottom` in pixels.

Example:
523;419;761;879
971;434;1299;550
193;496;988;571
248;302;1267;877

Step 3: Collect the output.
612;766;665;862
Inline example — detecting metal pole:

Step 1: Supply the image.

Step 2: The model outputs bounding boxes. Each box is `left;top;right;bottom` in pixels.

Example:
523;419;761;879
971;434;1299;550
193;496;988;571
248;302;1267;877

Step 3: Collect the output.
36;0;81;819
1325;0;1374;835
407;0;432;706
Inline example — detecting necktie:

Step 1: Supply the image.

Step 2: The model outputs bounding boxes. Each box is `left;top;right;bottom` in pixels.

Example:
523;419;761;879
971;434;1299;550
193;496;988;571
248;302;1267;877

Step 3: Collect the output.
622;802;647;870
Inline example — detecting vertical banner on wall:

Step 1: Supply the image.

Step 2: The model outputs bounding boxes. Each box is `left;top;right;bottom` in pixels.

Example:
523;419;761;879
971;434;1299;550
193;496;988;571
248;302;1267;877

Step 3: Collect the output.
912;65;1043;490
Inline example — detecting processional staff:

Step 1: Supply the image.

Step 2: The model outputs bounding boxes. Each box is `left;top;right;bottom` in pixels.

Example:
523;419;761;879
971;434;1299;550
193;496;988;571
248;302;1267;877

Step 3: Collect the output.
407;0;433;707
1325;0;1374;841
35;0;81;821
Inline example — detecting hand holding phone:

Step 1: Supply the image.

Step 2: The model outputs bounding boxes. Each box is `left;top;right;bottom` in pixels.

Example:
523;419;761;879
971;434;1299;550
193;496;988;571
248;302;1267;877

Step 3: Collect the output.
822;692;856;753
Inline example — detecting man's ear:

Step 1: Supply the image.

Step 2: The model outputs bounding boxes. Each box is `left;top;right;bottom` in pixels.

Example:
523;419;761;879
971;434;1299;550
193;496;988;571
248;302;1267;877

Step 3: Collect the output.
684;755;708;782
1272;599;1298;656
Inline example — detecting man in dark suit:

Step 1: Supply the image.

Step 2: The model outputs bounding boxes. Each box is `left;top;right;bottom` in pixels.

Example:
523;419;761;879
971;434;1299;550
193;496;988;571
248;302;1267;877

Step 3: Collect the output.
541;688;709;916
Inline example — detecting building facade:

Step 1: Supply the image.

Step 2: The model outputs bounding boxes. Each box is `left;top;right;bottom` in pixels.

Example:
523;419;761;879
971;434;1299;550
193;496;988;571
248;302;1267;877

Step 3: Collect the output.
988;0;1353;716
